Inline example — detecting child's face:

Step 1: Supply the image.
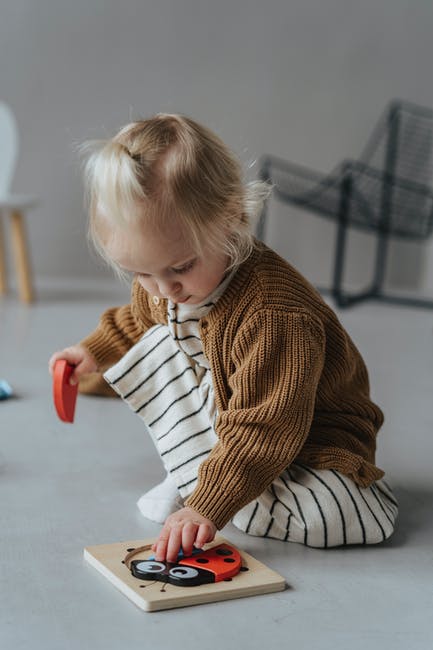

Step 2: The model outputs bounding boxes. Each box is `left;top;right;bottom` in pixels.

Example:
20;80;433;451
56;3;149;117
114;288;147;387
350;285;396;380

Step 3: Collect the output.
103;217;230;305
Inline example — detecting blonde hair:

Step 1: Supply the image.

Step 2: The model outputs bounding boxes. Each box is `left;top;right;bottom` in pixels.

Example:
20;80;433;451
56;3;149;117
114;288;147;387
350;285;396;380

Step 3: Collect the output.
81;113;271;275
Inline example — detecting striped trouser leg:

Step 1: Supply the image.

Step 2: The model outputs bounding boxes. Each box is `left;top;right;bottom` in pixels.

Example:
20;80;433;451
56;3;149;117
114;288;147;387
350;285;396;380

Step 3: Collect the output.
232;463;398;547
103;325;218;499
104;325;399;547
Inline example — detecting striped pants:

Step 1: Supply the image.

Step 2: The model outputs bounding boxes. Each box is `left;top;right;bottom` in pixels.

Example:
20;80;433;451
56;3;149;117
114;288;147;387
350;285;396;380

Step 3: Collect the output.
104;325;398;548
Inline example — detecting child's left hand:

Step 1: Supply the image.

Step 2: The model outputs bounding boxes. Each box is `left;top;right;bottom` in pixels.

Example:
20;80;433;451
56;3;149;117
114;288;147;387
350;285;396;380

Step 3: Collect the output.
152;507;217;563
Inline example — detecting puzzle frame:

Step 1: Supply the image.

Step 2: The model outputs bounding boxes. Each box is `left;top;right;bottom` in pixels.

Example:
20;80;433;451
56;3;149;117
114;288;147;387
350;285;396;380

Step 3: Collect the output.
84;536;286;612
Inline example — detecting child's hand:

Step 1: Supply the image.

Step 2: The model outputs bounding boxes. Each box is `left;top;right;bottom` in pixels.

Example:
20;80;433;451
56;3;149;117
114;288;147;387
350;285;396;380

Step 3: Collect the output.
48;345;99;386
152;507;217;563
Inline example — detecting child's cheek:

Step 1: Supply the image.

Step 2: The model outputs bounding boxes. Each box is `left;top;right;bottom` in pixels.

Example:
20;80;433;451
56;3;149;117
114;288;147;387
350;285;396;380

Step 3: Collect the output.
137;276;154;293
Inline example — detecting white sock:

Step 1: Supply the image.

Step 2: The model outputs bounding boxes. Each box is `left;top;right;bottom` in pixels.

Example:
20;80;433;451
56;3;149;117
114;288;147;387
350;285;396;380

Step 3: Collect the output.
137;473;184;524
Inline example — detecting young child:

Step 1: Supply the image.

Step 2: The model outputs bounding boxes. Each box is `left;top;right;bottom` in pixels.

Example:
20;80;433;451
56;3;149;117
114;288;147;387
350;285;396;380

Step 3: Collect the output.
49;113;398;563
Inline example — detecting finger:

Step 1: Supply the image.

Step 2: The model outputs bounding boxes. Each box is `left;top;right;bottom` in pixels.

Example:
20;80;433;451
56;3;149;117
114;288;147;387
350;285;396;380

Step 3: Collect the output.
166;525;183;564
48;352;64;375
70;359;88;385
66;351;91;384
48;348;80;377
195;523;214;549
181;522;198;557
67;349;97;384
154;529;170;562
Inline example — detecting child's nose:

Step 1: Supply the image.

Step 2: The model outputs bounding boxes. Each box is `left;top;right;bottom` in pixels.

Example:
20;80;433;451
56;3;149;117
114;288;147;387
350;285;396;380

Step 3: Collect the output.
157;278;181;298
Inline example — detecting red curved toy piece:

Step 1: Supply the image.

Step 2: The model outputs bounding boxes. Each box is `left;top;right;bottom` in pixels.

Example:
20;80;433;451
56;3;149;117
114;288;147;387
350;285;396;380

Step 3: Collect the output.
178;544;242;582
53;360;78;423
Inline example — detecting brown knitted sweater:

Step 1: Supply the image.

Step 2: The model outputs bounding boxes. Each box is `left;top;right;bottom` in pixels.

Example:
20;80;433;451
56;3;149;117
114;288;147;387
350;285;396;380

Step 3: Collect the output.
80;240;385;530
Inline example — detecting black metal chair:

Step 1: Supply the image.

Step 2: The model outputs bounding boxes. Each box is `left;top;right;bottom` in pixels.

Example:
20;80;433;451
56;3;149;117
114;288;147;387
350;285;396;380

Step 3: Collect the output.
257;99;433;308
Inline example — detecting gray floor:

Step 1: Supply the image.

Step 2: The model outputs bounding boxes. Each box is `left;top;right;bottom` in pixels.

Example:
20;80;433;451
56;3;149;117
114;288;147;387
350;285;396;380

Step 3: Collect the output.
1;279;432;650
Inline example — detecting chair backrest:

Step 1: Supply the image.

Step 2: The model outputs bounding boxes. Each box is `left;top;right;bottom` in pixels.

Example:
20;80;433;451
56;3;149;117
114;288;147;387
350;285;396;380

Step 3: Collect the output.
392;102;433;188
356;100;433;238
259;99;433;240
360;100;433;188
0;101;19;197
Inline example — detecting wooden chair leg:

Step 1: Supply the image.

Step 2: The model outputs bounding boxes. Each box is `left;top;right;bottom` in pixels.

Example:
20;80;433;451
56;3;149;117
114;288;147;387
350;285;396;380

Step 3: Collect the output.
10;210;34;303
0;213;7;295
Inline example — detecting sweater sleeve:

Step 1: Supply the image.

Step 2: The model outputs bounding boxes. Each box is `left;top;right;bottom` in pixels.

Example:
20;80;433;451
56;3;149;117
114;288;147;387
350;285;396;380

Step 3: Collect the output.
185;309;326;529
80;304;145;368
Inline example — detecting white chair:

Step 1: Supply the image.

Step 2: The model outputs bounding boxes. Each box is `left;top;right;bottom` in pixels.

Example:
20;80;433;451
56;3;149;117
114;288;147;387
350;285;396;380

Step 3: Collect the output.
0;101;38;302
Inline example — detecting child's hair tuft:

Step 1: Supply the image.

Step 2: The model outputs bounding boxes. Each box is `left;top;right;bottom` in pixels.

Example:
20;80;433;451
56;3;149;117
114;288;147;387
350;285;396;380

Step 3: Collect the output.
81;114;272;274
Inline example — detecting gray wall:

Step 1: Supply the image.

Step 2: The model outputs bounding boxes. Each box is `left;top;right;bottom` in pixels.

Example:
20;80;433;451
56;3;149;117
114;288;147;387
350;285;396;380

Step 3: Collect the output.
2;0;433;293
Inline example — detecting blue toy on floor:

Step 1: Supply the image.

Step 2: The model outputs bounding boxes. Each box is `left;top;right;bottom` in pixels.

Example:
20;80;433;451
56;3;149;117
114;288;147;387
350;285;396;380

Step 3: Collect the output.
0;379;12;400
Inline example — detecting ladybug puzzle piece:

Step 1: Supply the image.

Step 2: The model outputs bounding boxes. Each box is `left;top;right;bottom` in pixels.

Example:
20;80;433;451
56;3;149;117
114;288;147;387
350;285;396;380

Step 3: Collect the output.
129;544;242;587
53;360;78;423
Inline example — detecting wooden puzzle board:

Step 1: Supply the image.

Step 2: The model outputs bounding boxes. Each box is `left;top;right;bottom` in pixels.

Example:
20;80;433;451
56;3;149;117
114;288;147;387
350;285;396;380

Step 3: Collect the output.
84;536;286;612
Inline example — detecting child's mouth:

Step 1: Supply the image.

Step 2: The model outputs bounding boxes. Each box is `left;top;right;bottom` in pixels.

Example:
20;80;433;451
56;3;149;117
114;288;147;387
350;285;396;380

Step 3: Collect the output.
168;295;191;303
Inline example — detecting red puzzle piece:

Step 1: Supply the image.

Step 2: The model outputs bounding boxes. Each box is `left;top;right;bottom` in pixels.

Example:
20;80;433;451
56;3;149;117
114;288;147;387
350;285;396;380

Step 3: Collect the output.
178;544;242;582
53;360;78;423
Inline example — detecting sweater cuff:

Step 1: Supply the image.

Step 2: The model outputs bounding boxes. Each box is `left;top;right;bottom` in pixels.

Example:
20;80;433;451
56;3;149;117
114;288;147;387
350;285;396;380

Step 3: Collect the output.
78;372;118;397
80;329;118;368
185;479;251;530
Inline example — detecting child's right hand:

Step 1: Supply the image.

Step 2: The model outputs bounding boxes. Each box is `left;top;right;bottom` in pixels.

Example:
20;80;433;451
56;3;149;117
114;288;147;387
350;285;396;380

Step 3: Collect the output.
48;345;99;386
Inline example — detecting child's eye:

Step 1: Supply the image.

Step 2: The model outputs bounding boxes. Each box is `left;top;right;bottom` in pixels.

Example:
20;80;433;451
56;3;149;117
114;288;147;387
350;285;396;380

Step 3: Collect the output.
173;260;196;274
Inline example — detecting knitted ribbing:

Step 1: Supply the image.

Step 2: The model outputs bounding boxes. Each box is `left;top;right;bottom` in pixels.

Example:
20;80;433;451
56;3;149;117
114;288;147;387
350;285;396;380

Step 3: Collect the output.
80;240;385;530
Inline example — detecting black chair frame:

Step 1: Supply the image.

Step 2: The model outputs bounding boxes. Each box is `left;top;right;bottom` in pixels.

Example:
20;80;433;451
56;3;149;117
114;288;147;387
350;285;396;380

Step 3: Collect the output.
257;100;433;309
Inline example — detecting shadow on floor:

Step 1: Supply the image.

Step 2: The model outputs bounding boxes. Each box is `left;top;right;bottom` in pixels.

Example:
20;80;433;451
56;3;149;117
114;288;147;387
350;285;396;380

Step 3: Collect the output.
384;483;433;548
